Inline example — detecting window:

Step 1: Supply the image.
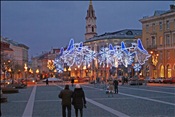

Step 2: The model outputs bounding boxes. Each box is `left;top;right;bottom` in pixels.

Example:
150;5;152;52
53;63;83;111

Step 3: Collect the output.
167;65;172;78
166;35;170;45
152;36;156;47
146;24;149;32
92;27;94;32
146;38;149;48
166;20;170;29
160;65;164;77
159;22;162;30
152;23;155;32
159;36;163;46
126;31;133;35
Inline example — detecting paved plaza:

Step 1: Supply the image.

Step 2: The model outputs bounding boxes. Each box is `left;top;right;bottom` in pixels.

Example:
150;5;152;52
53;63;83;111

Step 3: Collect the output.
1;82;175;117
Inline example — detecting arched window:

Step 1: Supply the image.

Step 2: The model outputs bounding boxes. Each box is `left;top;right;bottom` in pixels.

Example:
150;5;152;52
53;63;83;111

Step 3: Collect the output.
92;27;94;32
126;31;133;35
167;64;171;78
160;65;164;77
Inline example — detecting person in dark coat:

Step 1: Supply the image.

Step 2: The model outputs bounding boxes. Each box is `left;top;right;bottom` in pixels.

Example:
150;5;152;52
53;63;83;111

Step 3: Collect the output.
72;84;86;117
46;78;49;85
71;78;74;87
59;85;73;117
113;79;119;94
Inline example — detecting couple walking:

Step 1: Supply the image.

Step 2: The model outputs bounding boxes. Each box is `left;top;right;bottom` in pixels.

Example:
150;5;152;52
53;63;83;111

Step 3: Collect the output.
59;84;86;117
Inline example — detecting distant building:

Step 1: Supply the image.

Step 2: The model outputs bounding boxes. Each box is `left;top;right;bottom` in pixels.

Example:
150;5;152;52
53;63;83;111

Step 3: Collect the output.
31;48;61;79
139;4;175;78
1;36;29;79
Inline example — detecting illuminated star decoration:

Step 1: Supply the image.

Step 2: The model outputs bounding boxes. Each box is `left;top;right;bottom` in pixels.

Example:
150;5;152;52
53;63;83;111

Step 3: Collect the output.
54;38;150;73
133;63;142;72
135;39;151;65
54;38;96;73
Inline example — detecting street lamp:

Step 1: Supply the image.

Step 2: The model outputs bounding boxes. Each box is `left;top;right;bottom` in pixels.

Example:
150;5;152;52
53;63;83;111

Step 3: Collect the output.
36;69;39;80
24;63;28;85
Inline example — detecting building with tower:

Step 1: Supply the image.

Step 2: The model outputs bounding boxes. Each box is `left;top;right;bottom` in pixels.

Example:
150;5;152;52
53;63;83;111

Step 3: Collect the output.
84;1;142;81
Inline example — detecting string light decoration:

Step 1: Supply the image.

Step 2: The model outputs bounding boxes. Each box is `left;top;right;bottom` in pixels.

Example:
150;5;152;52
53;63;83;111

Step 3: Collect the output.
54;39;96;73
47;60;55;70
54;38;150;73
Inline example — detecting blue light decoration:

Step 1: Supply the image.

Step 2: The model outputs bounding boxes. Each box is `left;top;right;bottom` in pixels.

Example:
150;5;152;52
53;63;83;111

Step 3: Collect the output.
135;39;151;65
133;63;142;72
54;38;96;72
54;38;150;73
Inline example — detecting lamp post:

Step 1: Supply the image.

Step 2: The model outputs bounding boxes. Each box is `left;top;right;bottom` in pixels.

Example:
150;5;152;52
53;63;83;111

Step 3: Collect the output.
24;63;28;85
36;69;39;81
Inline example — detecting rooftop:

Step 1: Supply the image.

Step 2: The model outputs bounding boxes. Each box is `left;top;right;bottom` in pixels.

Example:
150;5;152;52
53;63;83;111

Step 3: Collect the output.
85;29;142;43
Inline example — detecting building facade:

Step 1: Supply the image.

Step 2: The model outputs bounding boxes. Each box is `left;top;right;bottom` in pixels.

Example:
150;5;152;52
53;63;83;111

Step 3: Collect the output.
139;4;175;78
1;36;29;80
83;1;142;81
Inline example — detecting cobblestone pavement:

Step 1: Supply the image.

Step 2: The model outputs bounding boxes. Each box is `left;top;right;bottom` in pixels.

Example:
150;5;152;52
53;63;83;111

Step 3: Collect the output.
1;82;175;117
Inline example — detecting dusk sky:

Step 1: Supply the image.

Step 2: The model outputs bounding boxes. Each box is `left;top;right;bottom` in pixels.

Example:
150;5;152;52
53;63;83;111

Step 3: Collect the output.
1;1;173;58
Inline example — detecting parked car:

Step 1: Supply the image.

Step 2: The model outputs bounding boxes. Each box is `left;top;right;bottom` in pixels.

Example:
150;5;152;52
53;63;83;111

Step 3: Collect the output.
154;77;164;83
128;77;144;85
170;77;175;84
83;76;90;82
42;78;63;82
163;78;172;84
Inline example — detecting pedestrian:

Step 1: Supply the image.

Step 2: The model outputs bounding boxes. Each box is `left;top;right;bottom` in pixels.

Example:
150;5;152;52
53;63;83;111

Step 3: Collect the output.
71;78;74;87
113;78;119;94
46;78;49;85
72;84;86;117
59;85;73;117
108;78;114;97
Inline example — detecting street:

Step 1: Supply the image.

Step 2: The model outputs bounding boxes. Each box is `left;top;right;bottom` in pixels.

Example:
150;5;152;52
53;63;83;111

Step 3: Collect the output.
1;83;175;117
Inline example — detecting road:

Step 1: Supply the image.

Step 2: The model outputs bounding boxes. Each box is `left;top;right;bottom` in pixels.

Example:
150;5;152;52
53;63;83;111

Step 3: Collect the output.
1;82;175;117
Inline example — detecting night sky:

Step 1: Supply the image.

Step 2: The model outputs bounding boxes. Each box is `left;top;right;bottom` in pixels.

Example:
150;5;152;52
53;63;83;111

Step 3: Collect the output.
1;1;173;58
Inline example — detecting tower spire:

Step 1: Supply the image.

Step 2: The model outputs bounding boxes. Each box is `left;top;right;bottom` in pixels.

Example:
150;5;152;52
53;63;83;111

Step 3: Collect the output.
90;0;92;5
85;0;97;40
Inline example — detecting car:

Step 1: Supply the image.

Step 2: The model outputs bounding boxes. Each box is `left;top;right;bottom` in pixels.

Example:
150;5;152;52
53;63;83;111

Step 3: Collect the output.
83;76;90;82
170;77;175;83
154;77;164;83
42;78;63;82
128;77;144;85
163;78;172;83
148;78;155;83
